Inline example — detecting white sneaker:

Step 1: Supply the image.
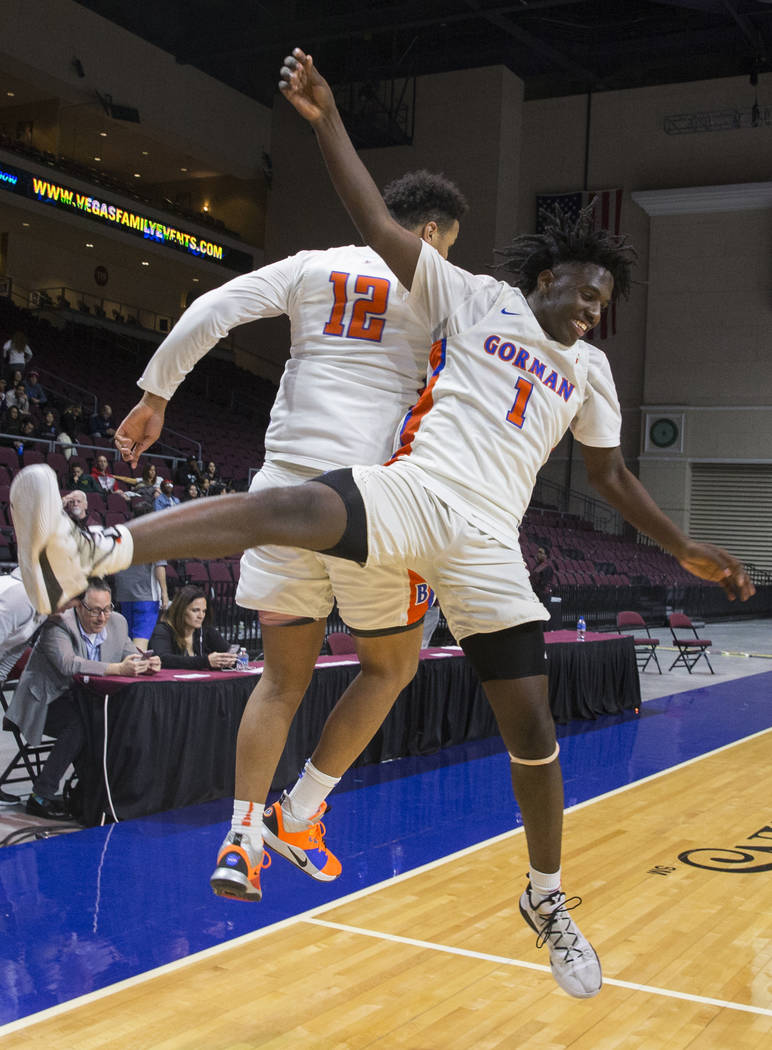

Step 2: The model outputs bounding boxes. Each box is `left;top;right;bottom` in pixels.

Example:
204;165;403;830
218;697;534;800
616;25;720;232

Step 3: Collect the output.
519;883;602;998
9;464;133;614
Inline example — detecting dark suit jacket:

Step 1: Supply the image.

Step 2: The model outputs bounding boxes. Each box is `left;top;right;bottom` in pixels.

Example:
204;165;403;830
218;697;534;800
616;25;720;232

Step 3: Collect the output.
7;608;135;744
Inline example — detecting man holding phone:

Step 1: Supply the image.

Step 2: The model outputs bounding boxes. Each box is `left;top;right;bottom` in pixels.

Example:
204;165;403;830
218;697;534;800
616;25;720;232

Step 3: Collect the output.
6;576;160;820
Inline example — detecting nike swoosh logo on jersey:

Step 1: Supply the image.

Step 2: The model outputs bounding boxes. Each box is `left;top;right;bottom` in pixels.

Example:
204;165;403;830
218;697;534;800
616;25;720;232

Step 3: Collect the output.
288;847;308;867
501;308;520;315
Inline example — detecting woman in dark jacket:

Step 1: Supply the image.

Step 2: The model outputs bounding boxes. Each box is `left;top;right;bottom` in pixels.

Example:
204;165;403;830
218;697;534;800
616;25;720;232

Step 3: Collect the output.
148;585;237;670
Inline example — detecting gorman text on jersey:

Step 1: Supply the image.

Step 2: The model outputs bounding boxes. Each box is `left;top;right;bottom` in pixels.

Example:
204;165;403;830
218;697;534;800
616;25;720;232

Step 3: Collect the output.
483;333;575;403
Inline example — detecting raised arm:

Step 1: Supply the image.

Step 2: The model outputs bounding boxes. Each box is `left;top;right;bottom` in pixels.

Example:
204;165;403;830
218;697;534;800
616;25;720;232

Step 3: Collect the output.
115;263;293;467
580;444;754;601
279;48;421;290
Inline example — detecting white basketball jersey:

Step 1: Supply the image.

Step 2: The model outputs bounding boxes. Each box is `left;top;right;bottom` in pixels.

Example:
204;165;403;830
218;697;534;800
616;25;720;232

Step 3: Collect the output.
139;246;431;470
388;242;622;547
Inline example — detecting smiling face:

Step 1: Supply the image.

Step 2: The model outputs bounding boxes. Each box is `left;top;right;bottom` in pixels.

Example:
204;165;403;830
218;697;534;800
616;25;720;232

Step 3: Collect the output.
529;262;614;347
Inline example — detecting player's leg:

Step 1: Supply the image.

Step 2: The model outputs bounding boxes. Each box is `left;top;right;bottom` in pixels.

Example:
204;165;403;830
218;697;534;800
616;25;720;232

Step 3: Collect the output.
211;462;344;899
308;625;423;778
437;525;601;999
265;555;430;879
9;464;350;614
210;617;327;901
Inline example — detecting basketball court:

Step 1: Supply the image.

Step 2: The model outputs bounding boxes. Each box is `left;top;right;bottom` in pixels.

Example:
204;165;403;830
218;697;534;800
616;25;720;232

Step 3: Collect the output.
0;640;769;1048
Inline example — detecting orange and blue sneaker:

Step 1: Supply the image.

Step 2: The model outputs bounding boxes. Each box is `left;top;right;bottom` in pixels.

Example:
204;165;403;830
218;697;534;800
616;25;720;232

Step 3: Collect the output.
210;829;271;901
262;793;342;882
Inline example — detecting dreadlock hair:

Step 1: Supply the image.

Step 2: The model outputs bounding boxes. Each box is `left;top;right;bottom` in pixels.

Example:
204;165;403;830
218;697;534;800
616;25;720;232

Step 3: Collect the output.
383;170;468;233
495;200;637;301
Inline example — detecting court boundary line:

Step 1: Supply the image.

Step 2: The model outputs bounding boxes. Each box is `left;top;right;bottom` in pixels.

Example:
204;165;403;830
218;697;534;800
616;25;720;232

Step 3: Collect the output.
304;917;772;1018
0;724;769;1036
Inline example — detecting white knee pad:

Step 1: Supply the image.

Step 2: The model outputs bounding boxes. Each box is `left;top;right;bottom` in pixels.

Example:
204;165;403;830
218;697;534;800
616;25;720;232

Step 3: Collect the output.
509;742;560;765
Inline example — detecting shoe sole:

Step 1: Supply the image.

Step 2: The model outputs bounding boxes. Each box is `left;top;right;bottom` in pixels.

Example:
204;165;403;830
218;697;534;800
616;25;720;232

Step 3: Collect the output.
262;824;339;881
10;465;71;614
210;869;262;902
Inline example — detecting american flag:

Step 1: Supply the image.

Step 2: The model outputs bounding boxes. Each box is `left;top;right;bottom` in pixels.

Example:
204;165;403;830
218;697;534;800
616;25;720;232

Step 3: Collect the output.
535;188;623;339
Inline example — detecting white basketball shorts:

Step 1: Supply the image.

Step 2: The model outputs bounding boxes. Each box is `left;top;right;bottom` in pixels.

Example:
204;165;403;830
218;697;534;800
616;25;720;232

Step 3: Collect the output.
351;461;549;641
236;460;431;632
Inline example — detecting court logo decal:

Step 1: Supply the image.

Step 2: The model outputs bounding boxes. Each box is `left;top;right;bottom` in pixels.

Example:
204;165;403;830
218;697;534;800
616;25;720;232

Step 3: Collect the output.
678;824;772;873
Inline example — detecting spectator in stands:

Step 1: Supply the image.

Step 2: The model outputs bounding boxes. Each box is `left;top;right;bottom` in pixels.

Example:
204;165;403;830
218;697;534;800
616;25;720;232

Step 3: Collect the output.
89;403;116;440
113;559;168;648
6;382;30;416
59;403;84;444
5;577;160;820
62;490;102;528
2;330;32;379
38;408;59;442
530;547;554;605
67;462;100;493
1;404;23;449
154;479;179;512
0;377;7;415
198;476;211;497
203;460;225;495
91;453;123;494
174;455;203;489
148;586;237;670
182;482;200;502
17;417;37;452
129;462;163;508
23;370;47;412
0;568;46;806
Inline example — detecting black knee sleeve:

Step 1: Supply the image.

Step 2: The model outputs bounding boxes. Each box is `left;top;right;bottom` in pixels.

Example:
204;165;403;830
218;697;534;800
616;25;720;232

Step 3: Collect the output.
461;620;547;681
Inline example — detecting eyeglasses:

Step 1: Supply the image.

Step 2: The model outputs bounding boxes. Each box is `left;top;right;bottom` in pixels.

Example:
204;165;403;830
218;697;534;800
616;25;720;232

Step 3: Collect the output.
80;601;114;617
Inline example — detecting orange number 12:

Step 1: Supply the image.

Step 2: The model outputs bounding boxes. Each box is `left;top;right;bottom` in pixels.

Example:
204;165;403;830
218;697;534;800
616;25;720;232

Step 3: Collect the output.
323;271;391;342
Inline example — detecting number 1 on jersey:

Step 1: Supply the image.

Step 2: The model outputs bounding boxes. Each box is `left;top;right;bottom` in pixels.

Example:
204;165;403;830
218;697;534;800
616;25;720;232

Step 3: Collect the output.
506;376;533;428
323;271;390;342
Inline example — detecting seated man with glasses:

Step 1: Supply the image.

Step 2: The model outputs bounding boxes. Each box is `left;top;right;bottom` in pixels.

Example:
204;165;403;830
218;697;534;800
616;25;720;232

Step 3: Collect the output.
6;577;160;820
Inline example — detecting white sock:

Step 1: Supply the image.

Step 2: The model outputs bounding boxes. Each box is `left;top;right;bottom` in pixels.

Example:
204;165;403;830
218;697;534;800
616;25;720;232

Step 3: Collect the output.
529;865;561;901
97;524;134;574
285;759;340;823
230;799;264;840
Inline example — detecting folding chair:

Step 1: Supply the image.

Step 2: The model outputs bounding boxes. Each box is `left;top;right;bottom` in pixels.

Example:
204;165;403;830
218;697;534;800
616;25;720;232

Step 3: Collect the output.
326;631;357;655
0;650;55;792
667;613;714;674
616;611;662;673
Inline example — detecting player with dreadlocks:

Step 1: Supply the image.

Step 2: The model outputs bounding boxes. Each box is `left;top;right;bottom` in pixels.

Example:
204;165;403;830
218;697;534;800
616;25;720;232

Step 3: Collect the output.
10;46;753;1001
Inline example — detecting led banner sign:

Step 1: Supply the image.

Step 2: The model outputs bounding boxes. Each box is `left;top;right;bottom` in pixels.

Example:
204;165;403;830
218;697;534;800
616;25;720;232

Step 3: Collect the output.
0;159;252;272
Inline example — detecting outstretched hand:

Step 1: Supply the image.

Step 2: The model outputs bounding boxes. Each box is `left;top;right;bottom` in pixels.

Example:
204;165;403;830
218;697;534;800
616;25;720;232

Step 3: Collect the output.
678;541;755;602
114;392;167;469
278;48;335;124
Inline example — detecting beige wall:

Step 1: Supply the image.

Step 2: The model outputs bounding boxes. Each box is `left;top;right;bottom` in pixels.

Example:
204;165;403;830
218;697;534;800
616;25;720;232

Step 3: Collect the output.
0;0;272;179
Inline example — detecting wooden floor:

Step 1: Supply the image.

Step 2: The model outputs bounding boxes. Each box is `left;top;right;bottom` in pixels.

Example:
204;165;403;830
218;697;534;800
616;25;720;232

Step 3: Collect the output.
3;730;770;1049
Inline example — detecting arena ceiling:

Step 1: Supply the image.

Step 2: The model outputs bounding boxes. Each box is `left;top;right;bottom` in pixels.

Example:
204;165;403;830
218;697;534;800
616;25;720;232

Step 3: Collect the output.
76;0;771;106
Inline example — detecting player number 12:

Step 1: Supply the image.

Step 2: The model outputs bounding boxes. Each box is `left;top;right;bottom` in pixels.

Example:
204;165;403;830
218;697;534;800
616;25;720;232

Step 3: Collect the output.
323;271;390;342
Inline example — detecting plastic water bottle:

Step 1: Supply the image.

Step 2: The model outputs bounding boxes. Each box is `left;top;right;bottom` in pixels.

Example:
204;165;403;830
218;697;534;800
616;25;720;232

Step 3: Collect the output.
236;647;249;671
576;617;586;642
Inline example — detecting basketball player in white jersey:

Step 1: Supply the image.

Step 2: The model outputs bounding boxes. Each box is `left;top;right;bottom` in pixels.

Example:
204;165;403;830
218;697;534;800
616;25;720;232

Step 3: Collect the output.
82;170;465;901
10;50;754;998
